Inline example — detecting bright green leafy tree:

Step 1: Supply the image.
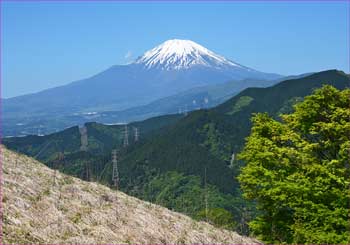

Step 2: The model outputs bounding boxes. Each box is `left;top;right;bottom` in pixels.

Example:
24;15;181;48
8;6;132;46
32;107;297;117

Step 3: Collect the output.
238;85;350;244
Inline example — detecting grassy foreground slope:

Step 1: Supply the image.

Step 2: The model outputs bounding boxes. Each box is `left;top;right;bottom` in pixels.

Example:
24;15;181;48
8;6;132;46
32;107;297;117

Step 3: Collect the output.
1;146;259;244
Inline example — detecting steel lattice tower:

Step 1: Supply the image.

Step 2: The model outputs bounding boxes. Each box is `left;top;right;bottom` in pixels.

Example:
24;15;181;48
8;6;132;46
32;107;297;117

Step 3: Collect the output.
112;149;119;190
123;125;129;147
134;127;139;142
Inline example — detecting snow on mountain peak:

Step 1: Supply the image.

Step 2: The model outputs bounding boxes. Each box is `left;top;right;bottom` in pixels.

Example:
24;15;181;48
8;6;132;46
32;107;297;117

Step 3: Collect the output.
135;39;242;70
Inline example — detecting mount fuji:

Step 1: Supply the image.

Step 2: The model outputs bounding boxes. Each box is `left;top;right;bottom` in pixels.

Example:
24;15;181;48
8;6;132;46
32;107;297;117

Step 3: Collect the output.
135;39;252;70
4;39;282;135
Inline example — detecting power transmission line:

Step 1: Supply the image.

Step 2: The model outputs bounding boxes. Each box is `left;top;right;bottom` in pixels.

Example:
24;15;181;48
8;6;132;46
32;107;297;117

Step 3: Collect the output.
34;141;53;159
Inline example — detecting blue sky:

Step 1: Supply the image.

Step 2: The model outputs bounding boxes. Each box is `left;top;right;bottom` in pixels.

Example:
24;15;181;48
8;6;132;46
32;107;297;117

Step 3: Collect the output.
2;1;349;98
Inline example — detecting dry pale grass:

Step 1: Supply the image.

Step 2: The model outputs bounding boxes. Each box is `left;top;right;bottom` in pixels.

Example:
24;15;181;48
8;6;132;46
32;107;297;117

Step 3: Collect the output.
1;146;261;244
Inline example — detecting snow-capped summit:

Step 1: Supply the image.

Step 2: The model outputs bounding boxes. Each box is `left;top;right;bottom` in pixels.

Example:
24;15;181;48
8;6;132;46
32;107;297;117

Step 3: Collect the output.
135;39;246;70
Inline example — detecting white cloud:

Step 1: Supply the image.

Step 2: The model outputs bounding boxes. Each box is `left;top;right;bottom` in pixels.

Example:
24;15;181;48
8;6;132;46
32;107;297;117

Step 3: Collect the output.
124;51;133;64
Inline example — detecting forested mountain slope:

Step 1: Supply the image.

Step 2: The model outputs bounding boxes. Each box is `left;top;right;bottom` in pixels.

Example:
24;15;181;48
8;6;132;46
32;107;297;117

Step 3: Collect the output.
4;69;349;235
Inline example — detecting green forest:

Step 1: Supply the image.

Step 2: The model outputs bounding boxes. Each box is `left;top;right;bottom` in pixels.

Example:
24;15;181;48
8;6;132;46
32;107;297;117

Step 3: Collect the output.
4;70;350;243
239;85;350;243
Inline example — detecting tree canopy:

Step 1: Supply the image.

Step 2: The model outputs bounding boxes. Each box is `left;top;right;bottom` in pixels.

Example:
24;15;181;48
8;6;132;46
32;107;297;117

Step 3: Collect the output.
238;85;350;244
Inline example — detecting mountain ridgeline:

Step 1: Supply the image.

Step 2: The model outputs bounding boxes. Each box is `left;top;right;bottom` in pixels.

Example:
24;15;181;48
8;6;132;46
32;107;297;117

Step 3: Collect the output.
4;69;349;234
3;39;281;136
3;77;278;136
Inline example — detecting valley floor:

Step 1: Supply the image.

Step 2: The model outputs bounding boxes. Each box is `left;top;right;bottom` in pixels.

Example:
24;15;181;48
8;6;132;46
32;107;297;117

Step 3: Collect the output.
1;146;260;244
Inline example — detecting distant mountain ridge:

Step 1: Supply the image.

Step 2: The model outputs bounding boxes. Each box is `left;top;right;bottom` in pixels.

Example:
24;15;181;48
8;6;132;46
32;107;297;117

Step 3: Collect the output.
3;77;279;136
3;39;281;136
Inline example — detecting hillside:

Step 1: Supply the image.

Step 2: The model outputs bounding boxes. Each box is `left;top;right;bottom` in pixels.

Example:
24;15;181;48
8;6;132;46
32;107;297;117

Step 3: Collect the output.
6;71;313;137
3;77;276;137
4;69;349;236
5;73;311;137
112;69;350;194
2;146;259;244
3;113;184;162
